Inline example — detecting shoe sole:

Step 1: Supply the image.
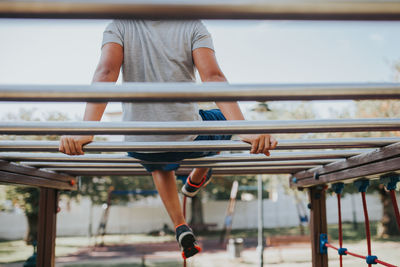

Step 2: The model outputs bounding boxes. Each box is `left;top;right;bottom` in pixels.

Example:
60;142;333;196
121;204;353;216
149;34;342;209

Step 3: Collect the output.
180;233;201;259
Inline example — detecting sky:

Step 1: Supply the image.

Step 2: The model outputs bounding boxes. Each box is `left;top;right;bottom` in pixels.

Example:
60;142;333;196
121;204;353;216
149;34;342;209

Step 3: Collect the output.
1;19;400;120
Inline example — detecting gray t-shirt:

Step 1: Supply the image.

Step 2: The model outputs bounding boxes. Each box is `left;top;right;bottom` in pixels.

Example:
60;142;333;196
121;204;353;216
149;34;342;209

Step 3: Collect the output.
102;20;214;142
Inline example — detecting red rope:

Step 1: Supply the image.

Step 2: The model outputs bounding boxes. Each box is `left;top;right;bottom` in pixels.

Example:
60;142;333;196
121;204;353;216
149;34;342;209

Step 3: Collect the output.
183;196;187;267
389;190;400;231
325;243;398;267
324;190;398;267
337;193;343;267
345;250;368;260
325;243;365;260
374;258;398;267
325;242;339;251
361;191;372;267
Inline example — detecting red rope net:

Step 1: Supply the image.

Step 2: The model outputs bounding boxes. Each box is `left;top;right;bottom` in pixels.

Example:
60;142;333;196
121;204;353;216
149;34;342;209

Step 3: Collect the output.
361;191;372;267
325;187;399;267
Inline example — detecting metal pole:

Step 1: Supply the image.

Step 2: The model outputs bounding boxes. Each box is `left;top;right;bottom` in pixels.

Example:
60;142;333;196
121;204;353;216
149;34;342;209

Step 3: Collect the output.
351;193;358;230
2;0;400;20
257;174;264;267
19;160;331;168
0;149;370;163
43;166;313;176
1;83;400;102
1;137;399;152
1;119;400;135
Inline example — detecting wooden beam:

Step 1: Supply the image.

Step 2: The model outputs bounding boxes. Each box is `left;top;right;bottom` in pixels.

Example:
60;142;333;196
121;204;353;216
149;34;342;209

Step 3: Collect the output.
294;142;400;180
0;171;76;190
0;160;77;190
308;186;328;267
291;142;400;187
0;160;72;181
294;157;400;187
37;188;58;267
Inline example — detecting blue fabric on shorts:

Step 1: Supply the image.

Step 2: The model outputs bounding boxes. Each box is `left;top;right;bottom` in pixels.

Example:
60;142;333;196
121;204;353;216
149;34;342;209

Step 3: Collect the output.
127;109;232;172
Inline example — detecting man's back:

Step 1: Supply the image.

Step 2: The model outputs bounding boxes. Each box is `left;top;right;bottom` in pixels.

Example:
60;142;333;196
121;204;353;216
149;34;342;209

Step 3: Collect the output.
102;20;214;142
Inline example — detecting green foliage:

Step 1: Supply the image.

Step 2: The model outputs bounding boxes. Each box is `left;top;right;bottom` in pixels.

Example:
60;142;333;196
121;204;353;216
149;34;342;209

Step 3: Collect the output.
5;186;39;216
1;108;76;244
0;108;73;141
0;186;7;211
1;108;158;244
205;175;270;200
1;108;156;207
77;175;155;205
2;108;77;211
204;101;317;201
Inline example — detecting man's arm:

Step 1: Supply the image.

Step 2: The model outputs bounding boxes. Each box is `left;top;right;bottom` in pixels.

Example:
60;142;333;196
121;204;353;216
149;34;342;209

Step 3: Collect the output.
59;43;123;155
193;47;278;156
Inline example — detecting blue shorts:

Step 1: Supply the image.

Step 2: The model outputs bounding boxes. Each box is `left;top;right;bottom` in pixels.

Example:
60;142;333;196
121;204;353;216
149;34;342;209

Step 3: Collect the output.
127;109;232;172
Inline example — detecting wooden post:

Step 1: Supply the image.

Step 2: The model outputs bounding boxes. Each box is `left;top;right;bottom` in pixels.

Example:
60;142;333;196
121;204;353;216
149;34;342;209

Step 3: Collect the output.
37;188;59;267
308;186;328;267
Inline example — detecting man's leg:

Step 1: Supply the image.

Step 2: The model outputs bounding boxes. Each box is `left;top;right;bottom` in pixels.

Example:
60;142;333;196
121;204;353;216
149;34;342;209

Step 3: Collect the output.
152;169;201;259
152;169;186;226
189;168;210;184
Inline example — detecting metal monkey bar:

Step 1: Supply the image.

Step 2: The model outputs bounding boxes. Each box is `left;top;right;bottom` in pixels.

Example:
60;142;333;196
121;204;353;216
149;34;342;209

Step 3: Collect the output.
2;0;400;20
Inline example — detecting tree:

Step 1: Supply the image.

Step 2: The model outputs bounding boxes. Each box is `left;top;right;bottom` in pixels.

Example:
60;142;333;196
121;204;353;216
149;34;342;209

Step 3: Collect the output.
5;186;39;244
77;175;155;206
249;99;400;237
351;100;399;237
1;108;73;244
1;108;156;244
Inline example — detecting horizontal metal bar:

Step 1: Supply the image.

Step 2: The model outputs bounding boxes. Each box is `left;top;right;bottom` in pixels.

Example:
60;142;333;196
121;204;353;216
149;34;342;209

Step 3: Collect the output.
1;137;399;152
0;150;370;163
24;162;144;168
1;83;400;102
2;0;400;20
46;166;311;176
20;159;331;168
1;119;399;135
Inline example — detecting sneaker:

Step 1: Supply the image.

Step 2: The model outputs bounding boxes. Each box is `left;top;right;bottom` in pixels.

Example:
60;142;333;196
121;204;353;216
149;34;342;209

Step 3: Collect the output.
176;224;202;259
181;169;213;198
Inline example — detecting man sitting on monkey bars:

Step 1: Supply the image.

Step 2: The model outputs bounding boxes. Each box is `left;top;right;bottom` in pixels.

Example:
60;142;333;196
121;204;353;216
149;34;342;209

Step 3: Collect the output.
59;19;277;259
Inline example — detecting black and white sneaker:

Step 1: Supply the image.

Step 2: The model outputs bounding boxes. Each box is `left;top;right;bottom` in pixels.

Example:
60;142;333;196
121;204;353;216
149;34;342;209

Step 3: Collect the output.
181;169;213;198
176;224;202;259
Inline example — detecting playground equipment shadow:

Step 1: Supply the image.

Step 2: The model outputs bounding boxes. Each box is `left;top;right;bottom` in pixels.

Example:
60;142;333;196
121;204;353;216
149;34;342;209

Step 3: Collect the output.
1;223;399;266
1;239;399;267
